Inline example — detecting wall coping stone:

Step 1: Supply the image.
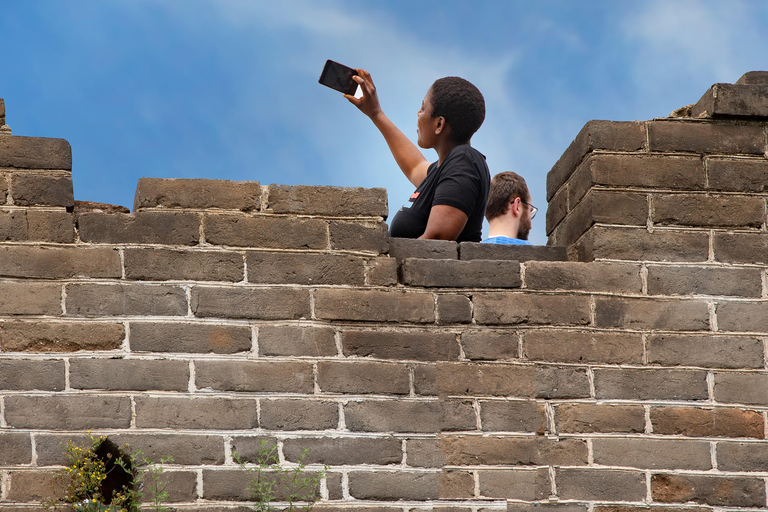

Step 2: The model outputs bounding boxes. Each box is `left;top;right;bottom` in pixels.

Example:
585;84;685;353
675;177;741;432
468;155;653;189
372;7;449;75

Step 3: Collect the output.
0;135;72;170
692;82;768;118
459;242;568;262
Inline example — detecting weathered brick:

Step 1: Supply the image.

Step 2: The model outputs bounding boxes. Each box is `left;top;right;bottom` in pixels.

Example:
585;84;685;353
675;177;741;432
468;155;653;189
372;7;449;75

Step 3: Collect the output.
648;120;765;155
556;189;649;246
593;438;711;470
0;433;32;464
66;283;187;316
0;174;7;204
594;368;708;400
714;372;768;405
203;468;320;501
196;360;314;393
547;120;647;201
648;265;761;297
546;185;569;235
5;395;132;429
413;363;437;396
203;213;327;249
135;397;258;429
573;225;710;262
329;220;389;252
707;156;768;192
0;359;64;390
70;358;189;391
717;301;768;332
228;436;279;464
651;473;765;507
737;71;768;85
479;468;550;500
78;211;200;244
510;505;588;512
325;472;344;501
717;441;768;471
437;362;533;397
130;321;251;354
459;242;568;262
10;173;74;207
317;361;410;395
648;334;763;369
0;281;61;315
479;400;545;432
651;406;764;438
0;208;74;242
653;193;764;228
388;237;458;261
441;435;586;466
6;470;59;501
109;433;225;465
593;507;699;512
437;294;472;324
133;177;261;211
283;436;402;465
260;399;338;430
439;469;475;499
524;330;643;364
526;261;642;293
341;329;458;361
366;256;398;286
246;251;365;285
0;135;72;169
595;297;710;330
315;289;435;323
557;469;646;501
191;286;310;320
535;366;591;399
401;258;522;288
715;232;768;264
348;470;438;500
474;293;591;326
692;82;768;118
142;470;198;502
0;320;124;352
258;325;336;357
268;184;388;217
344;399;475;432
461;329;519;361
0;246;120;279
124;248;244;282
406;438;445;467
556;403;645;434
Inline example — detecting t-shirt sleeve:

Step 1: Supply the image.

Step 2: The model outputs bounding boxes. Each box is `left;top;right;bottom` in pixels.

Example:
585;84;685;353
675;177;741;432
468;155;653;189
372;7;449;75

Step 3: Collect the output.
431;151;482;216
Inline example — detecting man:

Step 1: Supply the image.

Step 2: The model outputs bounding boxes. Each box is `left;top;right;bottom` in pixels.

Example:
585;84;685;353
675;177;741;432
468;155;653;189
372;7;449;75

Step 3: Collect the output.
482;171;535;245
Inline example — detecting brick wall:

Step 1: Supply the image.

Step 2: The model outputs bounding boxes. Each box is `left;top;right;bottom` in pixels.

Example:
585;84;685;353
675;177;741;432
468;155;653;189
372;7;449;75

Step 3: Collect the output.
2;72;768;512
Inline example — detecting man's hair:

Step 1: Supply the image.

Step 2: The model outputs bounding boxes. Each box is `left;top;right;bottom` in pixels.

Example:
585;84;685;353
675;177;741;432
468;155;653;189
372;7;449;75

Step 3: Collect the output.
485;171;530;221
429;77;485;144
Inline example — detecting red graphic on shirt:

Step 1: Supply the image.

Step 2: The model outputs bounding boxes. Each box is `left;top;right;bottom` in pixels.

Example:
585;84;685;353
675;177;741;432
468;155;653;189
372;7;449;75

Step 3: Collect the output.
410;192;420;200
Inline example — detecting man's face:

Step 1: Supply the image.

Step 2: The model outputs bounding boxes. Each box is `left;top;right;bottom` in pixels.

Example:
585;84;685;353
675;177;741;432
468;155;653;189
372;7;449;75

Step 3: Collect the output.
517;195;532;240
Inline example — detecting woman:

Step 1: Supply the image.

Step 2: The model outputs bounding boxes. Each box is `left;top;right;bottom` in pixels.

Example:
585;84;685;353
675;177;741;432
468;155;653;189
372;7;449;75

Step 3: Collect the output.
344;70;490;242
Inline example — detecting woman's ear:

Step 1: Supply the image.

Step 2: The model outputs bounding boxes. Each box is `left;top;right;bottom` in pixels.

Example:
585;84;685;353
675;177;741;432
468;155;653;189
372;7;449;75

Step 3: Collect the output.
434;116;446;135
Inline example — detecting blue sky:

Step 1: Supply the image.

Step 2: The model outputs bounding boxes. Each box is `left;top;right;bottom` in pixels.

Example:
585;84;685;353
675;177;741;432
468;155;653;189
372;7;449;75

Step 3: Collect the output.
3;0;768;244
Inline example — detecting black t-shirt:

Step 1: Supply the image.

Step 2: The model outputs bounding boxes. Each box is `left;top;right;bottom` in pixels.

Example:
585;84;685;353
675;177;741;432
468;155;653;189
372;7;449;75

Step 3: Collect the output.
389;144;490;242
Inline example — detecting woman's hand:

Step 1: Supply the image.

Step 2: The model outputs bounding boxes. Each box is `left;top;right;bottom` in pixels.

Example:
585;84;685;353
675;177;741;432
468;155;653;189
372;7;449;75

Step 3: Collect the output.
344;69;382;119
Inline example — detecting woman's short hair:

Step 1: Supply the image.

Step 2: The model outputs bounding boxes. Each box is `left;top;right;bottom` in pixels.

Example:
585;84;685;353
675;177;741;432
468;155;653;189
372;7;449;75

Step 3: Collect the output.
485;171;529;221
430;77;485;144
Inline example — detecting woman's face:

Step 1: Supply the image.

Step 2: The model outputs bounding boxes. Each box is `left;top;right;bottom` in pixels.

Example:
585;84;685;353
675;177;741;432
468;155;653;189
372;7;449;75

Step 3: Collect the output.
417;88;438;149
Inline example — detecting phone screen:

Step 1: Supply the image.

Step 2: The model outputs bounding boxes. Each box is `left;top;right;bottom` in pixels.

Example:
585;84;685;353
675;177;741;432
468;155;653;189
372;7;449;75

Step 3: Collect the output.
318;60;359;96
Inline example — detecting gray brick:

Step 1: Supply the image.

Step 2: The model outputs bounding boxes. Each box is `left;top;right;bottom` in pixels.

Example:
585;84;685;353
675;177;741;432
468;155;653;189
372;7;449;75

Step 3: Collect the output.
440;435;587;466
78;211;200;245
573;225;710;262
509;504;587;512
0;320;124;352
402;258;522;288
0;433;32;465
258;325;336;357
135;396;258;429
692;83;768;118
0;209;74;242
714;372;768;405
439;469;475;499
124;248;244;282
315;289;435;323
0;359;65;391
648;334;764;368
108;433;226;465
717;301;768;332
652;473;765;507
595;297;710;330
5;395;132;429
317;361;410;394
593;438;711;470
0;281;61;315
228;436;279;464
191;286;310;320
556;189;649;247
141;469;198;502
0;246;120;279
406;438;445;468
10;173;74;207
203;213;327;249
474;292;591;326
648;264;761;297
195;360;314;393
648;120;765;155
366;256;398;286
388;237;458;261
459;242;567;262
341;329;458;361
348;470;438;500
329;220;389;252
130;322;252;354
479;400;545;432
202;468;320;501
283;436;402;465
557;468;646;501
70;358;189;391
461;329;519;361
66;283;187;316
268;184;388;217
5;469;59;501
479;468;550;500
556;403;645;434
524;330;643;364
437;294;472;324
718;441;768;471
651;406;764;438
535;366;591;399
653;193;764;228
260;399;338;430
437;362;534;397
134;177;261;211
413;363;437;396
707;156;768;192
526;261;642;293
715;232;768;264
246;251;365;285
546;185;569;235
594;368;708;400
0;135;72;169
344;399;475;432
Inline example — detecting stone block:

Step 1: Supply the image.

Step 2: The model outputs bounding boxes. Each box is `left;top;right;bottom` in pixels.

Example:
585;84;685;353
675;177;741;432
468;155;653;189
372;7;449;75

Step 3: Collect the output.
315;289;435;323
195;360;314;393
648;120;765;155
439;469;475;499
707;156;768;192
9;173;74;207
525;261;642;293
329;220;389;252
4;395;132;429
0;281;61;315
413;363;437;396
737;71;768;85
78;211;200;245
135;396;258;429
647;264;761;297
479;400;545;432
283;436;403;465
130;321;252;354
5;470;59;501
344;399;475;432
202;468;320;501
0;209;75;242
718;441;768;471
546;184;569;234
258;325;336;357
228;436;279;464
0;359;64;390
717;301;768;332
436;294;472;324
461;329;519;361
66;283;188;316
713;372;768;405
406;438;445;467
440;435;587;466
401;258;522;288
572;225;710;262
69;358;189;391
509;505;588;512
651;473;765;507
203;213;328;249
0;245;120;279
535;366;591;399
479;468;550;500
191;286;310;320
124;248;244;282
324;472;344;501
0;433;32;465
473;292;591;326
594;368;708;400
0;320;124;352
691;83;768;118
268;184;388;217
348;470;438;500
547;120;647;201
0;135;72;169
436;362;534;397
593;438;711;470
524;330;643;364
388;237;458;261
134;177;261;211
366;256;398;286
714;232;768;264
556;403;645;434
260;398;338;430
648;334;764;369
653;193;763;228
595;297;710;330
109;433;226;465
142;470;198;502
246;251;365;285
556;468;647;501
317;360;410;394
650;406;764;438
459;242;568;262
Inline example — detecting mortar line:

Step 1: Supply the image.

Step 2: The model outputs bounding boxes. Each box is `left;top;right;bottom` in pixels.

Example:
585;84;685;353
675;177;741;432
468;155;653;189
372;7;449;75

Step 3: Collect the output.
251;324;259;358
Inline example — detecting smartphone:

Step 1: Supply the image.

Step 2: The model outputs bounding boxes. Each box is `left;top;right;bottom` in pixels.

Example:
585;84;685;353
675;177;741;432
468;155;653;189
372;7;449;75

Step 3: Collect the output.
318;59;359;95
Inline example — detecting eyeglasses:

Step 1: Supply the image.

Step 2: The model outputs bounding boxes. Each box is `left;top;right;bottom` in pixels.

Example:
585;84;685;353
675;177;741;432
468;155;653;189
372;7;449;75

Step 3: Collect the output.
520;199;538;219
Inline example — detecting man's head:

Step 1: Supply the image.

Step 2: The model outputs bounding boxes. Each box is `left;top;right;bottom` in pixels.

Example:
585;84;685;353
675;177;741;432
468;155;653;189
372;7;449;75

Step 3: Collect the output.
428;77;485;144
485;171;533;240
